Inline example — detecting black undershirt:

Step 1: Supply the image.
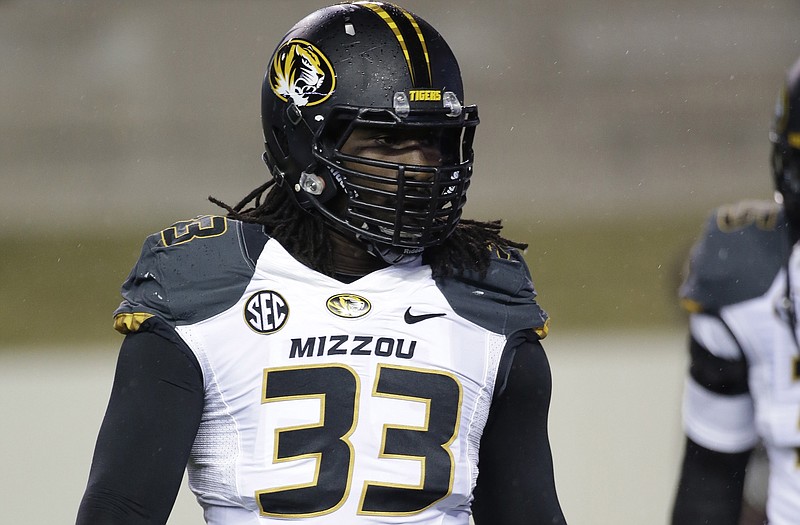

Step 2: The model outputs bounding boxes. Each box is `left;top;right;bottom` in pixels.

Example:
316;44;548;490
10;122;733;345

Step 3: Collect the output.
76;321;566;524
670;333;754;524
670;438;752;525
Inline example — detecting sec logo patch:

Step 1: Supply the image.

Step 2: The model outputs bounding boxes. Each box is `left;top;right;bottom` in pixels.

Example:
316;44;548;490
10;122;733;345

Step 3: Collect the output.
244;290;289;334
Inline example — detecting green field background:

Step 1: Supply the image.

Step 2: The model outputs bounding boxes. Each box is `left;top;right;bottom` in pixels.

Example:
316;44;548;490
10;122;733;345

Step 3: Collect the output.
1;215;700;347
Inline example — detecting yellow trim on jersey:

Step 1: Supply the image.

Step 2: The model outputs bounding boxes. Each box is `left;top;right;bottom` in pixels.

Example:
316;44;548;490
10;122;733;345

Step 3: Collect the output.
358;363;461;516
113;312;154;334
789;132;800;149
160;215;228;247
680;298;703;314
535;317;551;339
257;364;359;519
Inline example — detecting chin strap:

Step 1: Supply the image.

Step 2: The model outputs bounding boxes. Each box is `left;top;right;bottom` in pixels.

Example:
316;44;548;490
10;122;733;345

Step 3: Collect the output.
365;240;423;265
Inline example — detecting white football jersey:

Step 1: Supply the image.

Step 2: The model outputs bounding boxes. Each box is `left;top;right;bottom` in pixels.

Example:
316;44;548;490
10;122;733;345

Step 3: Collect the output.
114;217;549;525
680;201;800;524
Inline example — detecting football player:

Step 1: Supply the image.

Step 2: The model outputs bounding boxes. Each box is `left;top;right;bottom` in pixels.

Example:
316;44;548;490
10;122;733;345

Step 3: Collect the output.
671;56;800;525
76;3;567;524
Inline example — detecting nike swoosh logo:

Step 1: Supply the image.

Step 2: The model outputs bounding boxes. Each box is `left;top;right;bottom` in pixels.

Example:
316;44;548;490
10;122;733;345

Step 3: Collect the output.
404;307;446;324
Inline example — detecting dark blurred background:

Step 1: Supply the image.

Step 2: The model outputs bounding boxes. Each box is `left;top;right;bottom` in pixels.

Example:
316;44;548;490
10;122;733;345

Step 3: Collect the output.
2;0;800;346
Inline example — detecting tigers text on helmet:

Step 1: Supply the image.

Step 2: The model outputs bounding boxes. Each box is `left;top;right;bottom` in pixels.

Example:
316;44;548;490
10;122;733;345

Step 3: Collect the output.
771;56;800;233
261;1;479;262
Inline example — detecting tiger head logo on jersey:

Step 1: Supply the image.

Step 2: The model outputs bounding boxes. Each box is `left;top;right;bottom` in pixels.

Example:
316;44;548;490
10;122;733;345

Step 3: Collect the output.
326;294;371;319
269;39;335;107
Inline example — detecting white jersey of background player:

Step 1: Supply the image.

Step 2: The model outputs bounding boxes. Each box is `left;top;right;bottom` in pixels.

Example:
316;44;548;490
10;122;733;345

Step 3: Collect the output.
671;55;800;525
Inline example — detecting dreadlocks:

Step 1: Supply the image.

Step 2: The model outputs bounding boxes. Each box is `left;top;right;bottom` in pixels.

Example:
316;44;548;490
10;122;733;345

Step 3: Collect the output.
209;181;527;279
425;218;528;278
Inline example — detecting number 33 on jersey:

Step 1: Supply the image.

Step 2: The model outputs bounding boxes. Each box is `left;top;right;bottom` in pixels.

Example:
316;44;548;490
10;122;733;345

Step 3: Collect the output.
113;217;549;524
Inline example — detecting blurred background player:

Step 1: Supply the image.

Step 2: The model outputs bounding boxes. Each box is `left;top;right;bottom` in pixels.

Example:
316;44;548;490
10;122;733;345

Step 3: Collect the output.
75;2;567;524
671;56;800;525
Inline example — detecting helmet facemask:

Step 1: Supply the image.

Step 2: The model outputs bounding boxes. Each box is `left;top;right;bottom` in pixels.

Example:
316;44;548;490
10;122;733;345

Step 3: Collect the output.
773;142;800;233
305;106;477;257
771;57;800;236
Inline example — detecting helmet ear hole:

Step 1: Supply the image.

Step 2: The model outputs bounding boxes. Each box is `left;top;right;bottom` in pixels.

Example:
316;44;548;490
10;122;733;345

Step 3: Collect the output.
286;104;303;125
271;126;290;159
265;126;299;189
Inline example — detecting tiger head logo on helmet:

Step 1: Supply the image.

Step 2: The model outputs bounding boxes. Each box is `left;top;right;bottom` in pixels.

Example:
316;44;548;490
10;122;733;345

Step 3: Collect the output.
269;40;335;107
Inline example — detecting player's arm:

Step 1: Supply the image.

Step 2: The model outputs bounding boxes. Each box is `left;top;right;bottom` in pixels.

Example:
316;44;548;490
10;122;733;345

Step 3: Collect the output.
76;319;204;525
671;437;752;524
670;313;756;525
472;332;567;525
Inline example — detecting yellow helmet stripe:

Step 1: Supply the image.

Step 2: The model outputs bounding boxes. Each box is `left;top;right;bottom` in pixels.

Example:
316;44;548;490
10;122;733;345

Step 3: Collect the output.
400;10;432;84
358;2;431;86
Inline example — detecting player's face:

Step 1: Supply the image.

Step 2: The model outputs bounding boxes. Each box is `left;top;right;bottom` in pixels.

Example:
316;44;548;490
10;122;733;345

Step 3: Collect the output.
340;126;443;179
337;126;444;221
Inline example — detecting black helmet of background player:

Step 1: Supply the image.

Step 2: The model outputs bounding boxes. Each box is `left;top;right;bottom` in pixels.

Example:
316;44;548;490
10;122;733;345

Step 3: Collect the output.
771;56;800;234
261;1;479;263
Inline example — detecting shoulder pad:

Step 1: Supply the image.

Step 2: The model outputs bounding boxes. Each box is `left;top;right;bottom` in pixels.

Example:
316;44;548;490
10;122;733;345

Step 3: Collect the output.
113;217;270;333
434;246;549;338
680;200;791;312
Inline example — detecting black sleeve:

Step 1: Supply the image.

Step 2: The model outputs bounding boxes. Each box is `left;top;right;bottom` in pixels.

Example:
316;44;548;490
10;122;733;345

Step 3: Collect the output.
472;333;567;525
687;333;749;396
76;320;205;525
670;327;753;525
670;437;752;525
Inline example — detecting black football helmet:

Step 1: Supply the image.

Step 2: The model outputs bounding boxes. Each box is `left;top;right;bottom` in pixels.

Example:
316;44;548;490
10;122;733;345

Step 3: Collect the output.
771;56;800;233
261;1;479;263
